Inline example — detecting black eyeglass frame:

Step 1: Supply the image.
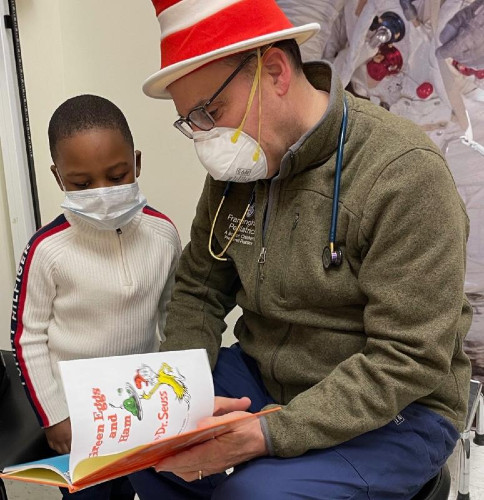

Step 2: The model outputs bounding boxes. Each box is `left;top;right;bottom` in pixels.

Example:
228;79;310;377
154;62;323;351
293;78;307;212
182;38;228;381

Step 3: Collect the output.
173;52;257;138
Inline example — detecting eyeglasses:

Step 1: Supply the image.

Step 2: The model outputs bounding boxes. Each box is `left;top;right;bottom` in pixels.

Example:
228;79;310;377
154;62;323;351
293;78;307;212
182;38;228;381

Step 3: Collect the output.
173;53;256;139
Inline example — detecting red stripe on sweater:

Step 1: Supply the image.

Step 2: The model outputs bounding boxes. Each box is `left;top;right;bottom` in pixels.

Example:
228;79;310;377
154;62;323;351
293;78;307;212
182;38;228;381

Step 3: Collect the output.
13;221;71;427
143;206;175;226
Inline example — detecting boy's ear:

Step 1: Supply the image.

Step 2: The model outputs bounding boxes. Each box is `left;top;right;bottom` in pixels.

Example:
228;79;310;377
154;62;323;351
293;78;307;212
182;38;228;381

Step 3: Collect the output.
50;165;64;191
135;150;141;178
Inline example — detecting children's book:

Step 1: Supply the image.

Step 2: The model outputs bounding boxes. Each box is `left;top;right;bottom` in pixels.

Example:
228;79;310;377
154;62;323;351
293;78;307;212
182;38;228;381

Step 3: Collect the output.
1;349;279;492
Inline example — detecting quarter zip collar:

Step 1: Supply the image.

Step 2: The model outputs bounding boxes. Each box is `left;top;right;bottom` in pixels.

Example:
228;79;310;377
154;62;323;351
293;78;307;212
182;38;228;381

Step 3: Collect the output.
63;210;143;239
276;61;350;181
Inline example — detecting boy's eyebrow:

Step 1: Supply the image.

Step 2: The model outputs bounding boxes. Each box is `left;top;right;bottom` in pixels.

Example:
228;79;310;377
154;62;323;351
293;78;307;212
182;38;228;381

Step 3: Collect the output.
65;172;90;178
65;162;130;177
105;162;130;171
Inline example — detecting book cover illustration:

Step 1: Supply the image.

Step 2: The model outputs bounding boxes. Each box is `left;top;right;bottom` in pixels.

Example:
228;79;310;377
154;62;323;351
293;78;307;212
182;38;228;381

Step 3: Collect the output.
63;349;213;480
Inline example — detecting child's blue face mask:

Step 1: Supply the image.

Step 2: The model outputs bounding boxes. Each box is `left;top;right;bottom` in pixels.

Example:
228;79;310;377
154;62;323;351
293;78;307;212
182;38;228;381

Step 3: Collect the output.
58;153;147;231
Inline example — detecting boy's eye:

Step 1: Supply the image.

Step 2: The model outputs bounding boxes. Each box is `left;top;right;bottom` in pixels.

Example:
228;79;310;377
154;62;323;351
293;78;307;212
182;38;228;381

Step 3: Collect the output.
73;182;90;189
110;173;127;182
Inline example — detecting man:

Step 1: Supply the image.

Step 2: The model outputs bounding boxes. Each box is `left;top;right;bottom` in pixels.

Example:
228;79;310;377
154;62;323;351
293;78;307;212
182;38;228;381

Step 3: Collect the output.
129;0;471;498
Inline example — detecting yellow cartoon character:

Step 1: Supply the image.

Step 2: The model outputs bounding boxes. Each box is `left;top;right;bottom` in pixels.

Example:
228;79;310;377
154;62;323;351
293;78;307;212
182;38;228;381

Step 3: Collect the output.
137;363;190;406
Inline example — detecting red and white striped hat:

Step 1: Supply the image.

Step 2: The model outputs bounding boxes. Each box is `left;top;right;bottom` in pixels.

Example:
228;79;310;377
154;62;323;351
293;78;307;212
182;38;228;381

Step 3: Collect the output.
143;0;320;99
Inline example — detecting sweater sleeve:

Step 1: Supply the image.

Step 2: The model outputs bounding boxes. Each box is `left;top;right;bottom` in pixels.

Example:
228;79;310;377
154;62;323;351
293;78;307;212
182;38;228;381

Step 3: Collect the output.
161;177;240;368
263;148;471;456
11;242;69;428
158;231;182;340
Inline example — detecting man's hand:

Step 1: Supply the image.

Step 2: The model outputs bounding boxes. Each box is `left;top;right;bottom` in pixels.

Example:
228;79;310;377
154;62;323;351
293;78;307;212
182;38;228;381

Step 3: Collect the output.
44;418;72;454
154;396;269;481
436;0;484;68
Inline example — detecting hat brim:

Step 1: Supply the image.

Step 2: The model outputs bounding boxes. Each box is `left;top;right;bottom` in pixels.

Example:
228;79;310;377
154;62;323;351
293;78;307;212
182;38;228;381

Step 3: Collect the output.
143;23;320;99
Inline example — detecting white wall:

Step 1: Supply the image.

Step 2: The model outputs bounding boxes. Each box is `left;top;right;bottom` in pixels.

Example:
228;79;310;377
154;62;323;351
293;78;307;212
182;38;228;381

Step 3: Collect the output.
14;0;238;346
17;0;206;241
0;140;16;349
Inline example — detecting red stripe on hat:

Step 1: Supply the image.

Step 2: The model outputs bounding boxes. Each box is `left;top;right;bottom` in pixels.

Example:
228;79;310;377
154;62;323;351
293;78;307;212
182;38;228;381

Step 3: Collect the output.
152;0;180;16
13;221;70;427
159;0;293;70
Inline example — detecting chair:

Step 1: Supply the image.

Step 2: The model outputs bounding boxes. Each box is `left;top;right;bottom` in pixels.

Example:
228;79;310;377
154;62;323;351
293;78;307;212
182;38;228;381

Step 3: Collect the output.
411;464;451;500
0;349;55;500
474;382;484;446
456;379;483;500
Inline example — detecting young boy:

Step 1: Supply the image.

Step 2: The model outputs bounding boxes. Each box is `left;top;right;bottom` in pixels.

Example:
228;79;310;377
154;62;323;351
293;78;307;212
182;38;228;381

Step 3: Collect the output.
10;94;181;499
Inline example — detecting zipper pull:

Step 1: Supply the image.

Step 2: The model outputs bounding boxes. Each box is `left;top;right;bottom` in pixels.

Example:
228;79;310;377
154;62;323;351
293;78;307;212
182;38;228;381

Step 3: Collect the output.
116;228;122;235
258;247;267;282
292;213;300;229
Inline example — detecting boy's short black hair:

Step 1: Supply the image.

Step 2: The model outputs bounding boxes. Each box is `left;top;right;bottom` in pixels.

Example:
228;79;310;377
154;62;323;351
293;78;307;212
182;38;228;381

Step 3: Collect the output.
48;94;134;161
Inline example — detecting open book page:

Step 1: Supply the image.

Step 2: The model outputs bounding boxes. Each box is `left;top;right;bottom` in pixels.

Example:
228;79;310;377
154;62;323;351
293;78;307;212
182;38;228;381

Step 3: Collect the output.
1;455;71;487
59;349;213;483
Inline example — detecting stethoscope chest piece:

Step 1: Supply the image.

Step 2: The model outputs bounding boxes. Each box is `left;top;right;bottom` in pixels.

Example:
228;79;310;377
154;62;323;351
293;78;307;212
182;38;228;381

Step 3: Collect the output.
323;246;343;270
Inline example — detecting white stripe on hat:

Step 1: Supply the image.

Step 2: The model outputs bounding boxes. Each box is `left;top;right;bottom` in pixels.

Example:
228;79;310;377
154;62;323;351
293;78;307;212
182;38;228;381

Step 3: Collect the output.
158;0;243;39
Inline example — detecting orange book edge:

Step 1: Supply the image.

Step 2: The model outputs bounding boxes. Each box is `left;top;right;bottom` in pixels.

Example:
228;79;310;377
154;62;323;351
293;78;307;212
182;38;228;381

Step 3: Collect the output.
1;407;280;493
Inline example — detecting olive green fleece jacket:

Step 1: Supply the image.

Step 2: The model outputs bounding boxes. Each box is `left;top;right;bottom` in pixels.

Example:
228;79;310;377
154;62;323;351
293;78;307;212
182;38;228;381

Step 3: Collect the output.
162;61;472;458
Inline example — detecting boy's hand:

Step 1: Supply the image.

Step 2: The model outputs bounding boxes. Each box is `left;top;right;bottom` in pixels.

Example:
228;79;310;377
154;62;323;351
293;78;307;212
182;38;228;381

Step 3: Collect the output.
45;418;72;454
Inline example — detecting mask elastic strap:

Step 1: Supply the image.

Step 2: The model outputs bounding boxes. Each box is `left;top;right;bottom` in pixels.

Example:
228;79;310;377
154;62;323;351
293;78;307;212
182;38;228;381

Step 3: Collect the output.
254;52;262;162
231;48;262;161
133;151;138;181
55;167;67;192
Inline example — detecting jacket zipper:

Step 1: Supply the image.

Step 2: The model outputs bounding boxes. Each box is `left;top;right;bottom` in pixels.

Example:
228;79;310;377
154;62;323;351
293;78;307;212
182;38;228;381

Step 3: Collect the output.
269;324;293;404
116;228;132;286
255;183;272;313
280;212;299;300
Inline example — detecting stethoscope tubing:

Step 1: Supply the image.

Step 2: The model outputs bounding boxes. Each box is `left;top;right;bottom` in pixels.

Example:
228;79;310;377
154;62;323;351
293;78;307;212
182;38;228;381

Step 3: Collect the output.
329;96;348;247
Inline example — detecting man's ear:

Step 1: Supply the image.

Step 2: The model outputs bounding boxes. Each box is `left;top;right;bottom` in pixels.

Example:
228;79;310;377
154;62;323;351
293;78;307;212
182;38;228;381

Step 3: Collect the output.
135;150;141;177
50;165;64;191
262;48;292;97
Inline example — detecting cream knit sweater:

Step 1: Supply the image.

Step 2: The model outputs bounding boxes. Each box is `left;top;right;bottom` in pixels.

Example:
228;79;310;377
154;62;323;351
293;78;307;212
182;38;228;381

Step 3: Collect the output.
11;206;181;427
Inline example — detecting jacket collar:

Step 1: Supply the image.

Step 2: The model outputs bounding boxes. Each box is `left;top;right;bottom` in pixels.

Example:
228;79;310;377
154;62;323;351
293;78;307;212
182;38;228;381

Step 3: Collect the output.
276;61;349;180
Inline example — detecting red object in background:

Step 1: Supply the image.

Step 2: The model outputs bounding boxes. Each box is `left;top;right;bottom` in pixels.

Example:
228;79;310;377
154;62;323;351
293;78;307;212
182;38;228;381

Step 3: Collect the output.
367;44;403;81
416;82;434;99
367;59;389;81
452;60;484;79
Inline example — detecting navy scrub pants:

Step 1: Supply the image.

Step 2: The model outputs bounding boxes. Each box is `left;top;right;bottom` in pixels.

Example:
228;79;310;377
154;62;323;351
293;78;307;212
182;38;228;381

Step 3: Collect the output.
129;344;459;500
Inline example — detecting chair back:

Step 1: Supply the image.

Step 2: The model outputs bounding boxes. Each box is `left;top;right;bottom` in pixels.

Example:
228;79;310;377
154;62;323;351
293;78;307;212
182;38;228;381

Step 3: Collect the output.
466;379;483;432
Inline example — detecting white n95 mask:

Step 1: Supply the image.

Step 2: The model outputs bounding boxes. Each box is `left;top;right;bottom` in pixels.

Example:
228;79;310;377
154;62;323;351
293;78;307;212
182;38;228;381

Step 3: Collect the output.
59;158;147;230
193;127;268;183
193;47;268;183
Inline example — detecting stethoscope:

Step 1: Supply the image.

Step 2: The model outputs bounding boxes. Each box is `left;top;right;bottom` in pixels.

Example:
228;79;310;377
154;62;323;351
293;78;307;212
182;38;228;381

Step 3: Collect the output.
209;96;348;269
322;96;348;270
